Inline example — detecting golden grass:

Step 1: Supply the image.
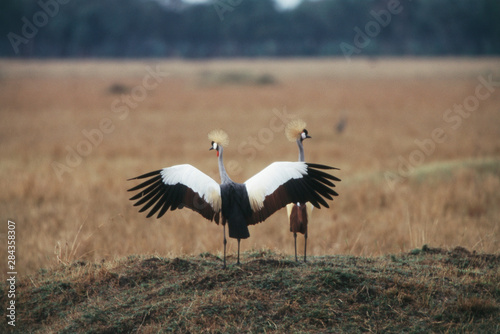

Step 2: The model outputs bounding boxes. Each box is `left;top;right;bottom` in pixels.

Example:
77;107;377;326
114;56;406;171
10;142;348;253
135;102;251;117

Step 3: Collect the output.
0;58;499;277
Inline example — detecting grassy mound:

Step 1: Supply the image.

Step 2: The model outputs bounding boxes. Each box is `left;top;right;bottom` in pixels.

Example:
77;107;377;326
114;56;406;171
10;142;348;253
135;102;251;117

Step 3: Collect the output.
1;247;498;333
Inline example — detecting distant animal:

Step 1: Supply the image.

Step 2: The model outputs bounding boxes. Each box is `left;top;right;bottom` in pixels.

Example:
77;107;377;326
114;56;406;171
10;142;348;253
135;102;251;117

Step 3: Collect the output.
128;129;340;268
285;120;340;262
335;111;348;134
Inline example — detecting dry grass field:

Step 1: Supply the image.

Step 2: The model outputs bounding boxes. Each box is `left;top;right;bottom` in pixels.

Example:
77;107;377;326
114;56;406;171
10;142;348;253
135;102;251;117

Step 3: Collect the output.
0;58;499;278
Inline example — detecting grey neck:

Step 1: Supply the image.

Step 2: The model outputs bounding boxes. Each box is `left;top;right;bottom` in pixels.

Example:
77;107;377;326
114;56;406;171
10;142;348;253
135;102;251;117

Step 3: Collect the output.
218;146;232;184
297;138;305;162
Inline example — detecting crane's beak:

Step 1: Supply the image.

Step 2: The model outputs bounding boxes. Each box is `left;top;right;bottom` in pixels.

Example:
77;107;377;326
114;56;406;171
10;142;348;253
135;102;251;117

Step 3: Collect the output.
209;146;219;157
306;135;312;139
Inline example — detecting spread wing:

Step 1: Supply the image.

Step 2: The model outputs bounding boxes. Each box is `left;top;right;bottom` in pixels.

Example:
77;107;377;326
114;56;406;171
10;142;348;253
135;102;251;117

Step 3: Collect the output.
244;162;340;225
128;164;221;223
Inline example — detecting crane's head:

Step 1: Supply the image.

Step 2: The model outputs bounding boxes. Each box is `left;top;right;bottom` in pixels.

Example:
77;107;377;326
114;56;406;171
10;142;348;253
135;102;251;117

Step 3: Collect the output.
208;129;229;157
286;119;311;143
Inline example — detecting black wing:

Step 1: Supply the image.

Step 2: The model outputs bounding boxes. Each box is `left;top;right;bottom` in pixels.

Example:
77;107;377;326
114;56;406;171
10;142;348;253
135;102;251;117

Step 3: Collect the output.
245;162;340;225
128;165;221;223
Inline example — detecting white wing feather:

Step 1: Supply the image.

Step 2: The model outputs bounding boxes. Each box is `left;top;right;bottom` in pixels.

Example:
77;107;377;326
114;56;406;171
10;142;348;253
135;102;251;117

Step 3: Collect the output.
160;164;222;211
244;162;307;211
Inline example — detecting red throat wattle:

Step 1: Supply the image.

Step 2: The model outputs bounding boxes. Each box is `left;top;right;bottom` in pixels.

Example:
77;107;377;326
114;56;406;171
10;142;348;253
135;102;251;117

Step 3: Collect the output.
216;151;219;157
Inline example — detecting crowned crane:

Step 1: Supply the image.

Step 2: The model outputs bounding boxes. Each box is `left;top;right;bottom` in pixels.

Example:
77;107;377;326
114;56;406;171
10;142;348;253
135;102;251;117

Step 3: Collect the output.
128;129;340;268
285;120;313;262
285;119;337;262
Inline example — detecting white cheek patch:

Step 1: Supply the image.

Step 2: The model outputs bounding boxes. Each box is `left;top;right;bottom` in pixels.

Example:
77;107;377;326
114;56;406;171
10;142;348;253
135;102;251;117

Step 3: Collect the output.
212;142;218;150
301;132;307;140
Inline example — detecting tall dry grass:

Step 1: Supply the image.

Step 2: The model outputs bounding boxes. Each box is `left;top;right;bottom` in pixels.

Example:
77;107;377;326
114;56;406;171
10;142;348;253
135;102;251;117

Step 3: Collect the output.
0;58;499;277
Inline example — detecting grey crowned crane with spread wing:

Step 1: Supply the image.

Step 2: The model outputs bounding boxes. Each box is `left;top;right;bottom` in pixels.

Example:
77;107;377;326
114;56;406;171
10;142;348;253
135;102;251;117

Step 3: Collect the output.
128;129;340;267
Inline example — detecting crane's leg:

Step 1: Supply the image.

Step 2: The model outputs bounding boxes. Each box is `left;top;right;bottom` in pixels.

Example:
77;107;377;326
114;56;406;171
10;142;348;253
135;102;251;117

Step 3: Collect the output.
223;224;227;269
237;238;241;265
294;233;298;262
304;232;308;263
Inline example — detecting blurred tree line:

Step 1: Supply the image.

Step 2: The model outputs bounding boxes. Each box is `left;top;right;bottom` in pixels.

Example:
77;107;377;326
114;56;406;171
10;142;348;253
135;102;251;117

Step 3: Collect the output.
1;0;499;58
